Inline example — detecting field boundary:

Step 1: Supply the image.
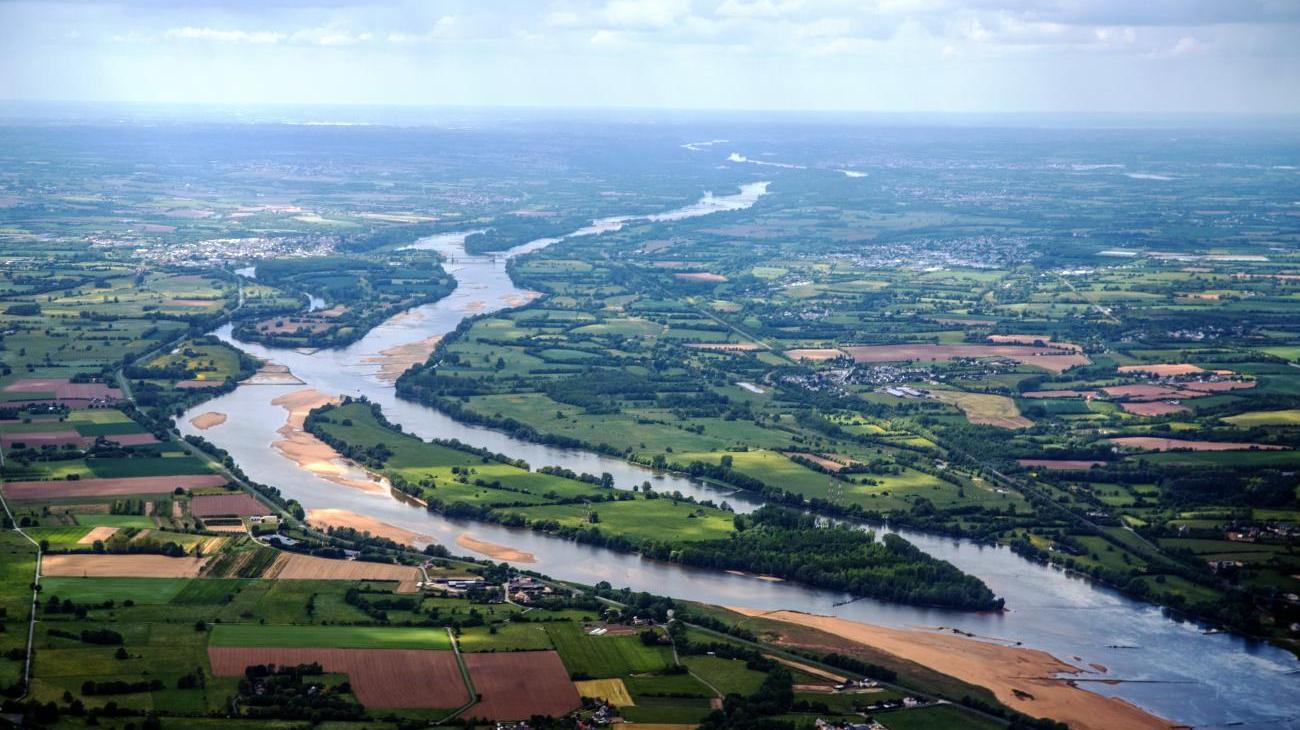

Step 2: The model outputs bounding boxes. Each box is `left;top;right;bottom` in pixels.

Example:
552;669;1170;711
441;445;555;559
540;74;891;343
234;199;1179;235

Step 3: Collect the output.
0;481;40;699
439;626;479;723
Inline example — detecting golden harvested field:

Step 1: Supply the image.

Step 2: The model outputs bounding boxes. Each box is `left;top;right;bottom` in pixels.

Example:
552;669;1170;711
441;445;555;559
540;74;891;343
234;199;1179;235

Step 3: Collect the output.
575;678;634;706
786;348;847;361
43;554;208;578
1117;363;1205;376
1107;437;1285;452
264;552;422;592
77;526;118;544
842;343;1089;373
929;390;1032;429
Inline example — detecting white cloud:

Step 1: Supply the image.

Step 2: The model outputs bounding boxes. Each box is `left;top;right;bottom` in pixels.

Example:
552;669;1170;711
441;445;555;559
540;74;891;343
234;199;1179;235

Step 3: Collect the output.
589;28;625;46
164;26;285;44
601;0;691;29
715;0;802;19
289;28;374;46
384;16;457;44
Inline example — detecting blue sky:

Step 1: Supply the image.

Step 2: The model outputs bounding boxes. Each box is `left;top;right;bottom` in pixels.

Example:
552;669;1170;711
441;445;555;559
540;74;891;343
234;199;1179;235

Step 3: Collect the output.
2;0;1298;113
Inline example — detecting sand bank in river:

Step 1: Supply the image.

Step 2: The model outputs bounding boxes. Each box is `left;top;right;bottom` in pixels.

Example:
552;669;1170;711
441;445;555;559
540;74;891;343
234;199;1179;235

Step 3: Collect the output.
190;411;227;430
307;508;433;546
503;291;541;308
270;388;385;493
242;363;304;385
726;608;1173;730
363;335;442;383
456;533;536;563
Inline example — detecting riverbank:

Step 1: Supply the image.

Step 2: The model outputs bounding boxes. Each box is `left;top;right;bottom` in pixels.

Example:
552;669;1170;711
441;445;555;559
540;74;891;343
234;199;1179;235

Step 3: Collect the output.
271;388;386;493
306;508;434;547
726;607;1174;730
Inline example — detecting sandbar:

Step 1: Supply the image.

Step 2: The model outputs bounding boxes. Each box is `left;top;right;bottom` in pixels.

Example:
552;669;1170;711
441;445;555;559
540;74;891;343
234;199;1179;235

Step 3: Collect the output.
363;335;442;384
456;533;536;563
307;508;433;546
725;608;1173;730
190;411;228;430
271;388;385;492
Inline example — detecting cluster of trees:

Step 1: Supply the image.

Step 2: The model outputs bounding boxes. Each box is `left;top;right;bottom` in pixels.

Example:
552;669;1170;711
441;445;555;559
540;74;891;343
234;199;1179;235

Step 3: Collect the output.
237;663;363;721
48;627;123;646
678;507;1003;611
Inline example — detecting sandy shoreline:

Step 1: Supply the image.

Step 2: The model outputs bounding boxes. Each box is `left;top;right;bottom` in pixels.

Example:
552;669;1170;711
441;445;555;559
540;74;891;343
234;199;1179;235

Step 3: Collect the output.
190;411;227;430
363;335;442;383
726;608;1173;730
307;508;433;546
456;533;536;563
242;363;304;385
270;388;386;493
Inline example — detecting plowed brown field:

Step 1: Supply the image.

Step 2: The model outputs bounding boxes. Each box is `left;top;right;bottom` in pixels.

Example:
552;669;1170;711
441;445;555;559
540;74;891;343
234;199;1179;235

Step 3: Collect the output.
1;474;227;501
462;651;580;720
208;647;467;708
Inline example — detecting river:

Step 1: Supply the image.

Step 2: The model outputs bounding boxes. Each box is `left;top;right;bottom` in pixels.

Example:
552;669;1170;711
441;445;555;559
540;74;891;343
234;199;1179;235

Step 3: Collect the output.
179;184;1299;729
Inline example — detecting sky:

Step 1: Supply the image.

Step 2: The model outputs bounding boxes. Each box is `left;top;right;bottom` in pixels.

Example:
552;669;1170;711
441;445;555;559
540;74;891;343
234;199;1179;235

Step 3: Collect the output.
2;0;1299;114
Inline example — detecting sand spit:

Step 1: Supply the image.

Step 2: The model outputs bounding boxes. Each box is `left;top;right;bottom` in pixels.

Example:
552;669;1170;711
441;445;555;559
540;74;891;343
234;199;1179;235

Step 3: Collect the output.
308;508;433;546
242;363;305;385
456;533;536;563
726;608;1174;730
190;411;228;430
270;388;385;493
363;335;442;384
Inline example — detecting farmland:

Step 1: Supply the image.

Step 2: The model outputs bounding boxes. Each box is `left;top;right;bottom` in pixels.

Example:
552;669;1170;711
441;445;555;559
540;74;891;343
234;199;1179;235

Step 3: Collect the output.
0;108;1298;730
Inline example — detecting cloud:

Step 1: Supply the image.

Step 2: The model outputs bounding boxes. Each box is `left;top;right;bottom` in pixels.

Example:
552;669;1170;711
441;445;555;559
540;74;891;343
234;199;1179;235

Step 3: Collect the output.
164;26;285;44
601;0;691;29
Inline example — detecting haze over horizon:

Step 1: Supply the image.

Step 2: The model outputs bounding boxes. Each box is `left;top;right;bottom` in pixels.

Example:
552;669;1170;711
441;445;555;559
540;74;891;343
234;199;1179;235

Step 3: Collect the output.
2;0;1298;115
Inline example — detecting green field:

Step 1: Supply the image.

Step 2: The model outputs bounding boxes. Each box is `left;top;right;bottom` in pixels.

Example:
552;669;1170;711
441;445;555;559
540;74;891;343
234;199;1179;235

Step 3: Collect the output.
1222;409;1300;427
41;577;191;604
681;655;769;696
209;623;453;649
544;623;673;678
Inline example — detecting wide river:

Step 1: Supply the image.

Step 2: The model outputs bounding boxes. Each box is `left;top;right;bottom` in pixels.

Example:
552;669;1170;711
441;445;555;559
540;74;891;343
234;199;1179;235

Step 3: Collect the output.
180;183;1299;729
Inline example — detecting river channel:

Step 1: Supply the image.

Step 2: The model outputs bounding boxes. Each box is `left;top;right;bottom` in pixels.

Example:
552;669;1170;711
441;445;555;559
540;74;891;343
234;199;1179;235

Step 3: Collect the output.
179;184;1299;729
